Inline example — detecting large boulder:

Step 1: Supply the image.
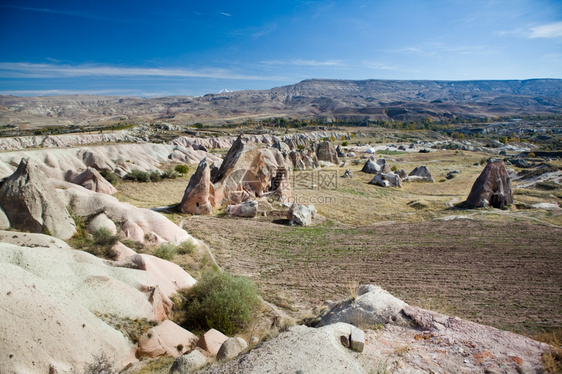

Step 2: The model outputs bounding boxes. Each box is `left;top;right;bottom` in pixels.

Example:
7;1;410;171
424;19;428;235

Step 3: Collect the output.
361;156;390;174
466;159;513;209
407;165;435;182
226;200;258;218
317;284;407;327
316;141;340;165
0;158;76;239
180;158;213;215
136;320;198;359
169;350;209;374
217;337;248;361
72;167;117;195
288;203;316;226
369;173;402;188
196;329;228;356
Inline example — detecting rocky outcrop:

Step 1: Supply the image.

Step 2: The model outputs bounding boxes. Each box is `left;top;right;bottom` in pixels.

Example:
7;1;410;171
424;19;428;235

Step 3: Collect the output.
72;167;117;195
212;136;291;206
288;203;316;226
288;149;319;170
0;158;76;239
170;350;209;374
342;169;354;178
361;156;390;174
466;159;513;209
316;141;340;165
407;165;435;182
199;284;548;374
369;172;403;188
180;158;213;215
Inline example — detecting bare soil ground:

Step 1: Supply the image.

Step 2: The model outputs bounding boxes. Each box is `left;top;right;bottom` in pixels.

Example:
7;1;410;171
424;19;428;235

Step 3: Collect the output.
187;216;562;336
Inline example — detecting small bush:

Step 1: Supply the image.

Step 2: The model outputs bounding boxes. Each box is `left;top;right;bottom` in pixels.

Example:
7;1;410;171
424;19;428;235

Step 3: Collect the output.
99;169;120;186
174;270;261;335
149;170;161;182
153;243;177;260
161;168;179;179
174;164;189;176
177;240;197;255
528;152;536;158
341;141;348;146
126;169;150;182
83;352;116;374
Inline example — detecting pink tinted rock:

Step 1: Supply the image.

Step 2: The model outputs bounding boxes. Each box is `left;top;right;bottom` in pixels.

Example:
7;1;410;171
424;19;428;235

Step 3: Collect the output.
136;320;198;359
196;329;228;356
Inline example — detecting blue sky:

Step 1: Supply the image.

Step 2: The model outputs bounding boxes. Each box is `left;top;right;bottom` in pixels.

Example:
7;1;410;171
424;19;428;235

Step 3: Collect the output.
0;0;561;97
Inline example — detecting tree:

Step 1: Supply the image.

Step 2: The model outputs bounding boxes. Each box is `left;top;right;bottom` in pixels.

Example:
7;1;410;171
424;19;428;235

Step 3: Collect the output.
175;164;189;176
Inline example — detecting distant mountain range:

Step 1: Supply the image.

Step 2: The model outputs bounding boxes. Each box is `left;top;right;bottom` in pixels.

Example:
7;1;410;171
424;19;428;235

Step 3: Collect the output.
1;79;561;128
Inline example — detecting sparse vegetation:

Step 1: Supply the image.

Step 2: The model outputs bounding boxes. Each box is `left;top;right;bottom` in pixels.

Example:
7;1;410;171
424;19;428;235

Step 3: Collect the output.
125;169;151;182
83;352;116;374
99;169;120;186
173;270;261;335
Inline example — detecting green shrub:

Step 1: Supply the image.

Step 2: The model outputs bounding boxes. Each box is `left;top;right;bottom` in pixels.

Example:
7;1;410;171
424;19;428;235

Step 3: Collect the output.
149;170;161;182
177;240;196;255
161;168;179;179
125;169;150;182
99;169;120;186
174;164;189;176
174;270;261;335
341;141;348;147
153;243;177;260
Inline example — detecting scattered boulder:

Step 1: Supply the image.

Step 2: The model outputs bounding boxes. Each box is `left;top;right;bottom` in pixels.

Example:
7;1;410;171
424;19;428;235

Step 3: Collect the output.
72;167;117;195
180;158;213;215
316;141;340;165
446;170;461;180
288;203;316;226
407;165;435;182
217;337;248;361
136;320;198;359
169;349;209;374
0;158;76;239
196;329;229;356
342;169;354;179
465;159;513;209
361;156;390;174
347;152;356;158
226;200;258;218
369;173;402;188
317;284;407;327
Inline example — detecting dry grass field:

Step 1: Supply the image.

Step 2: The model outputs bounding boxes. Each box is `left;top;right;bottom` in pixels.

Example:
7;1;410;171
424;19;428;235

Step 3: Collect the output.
115;148;562;337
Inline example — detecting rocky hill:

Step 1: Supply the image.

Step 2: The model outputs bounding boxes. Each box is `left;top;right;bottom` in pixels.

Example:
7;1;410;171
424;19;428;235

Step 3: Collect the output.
1;79;561;128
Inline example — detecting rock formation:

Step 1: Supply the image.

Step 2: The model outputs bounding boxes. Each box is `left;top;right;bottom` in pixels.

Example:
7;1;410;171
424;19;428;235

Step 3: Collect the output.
407;165;435;182
369;172;403;188
0;158;76;239
212;136;291;206
72;167;117;195
361;156;390;174
316;141;340;165
288;203;317;226
180;158;213;215
136;320;198;359
466;159;513;209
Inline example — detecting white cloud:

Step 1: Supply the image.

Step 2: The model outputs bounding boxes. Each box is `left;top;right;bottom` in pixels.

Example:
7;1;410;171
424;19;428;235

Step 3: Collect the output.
528;21;562;39
0;62;268;80
220;12;231;17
